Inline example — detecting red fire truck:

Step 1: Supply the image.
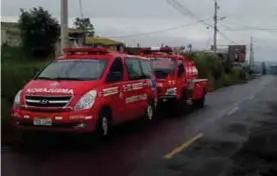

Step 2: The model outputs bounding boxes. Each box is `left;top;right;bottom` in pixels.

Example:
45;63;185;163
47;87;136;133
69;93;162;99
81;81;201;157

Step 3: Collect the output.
140;46;208;113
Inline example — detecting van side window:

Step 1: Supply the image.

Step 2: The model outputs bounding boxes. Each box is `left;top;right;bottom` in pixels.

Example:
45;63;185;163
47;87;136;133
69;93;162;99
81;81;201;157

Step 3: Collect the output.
177;59;185;77
125;58;143;80
106;58;124;82
140;59;152;79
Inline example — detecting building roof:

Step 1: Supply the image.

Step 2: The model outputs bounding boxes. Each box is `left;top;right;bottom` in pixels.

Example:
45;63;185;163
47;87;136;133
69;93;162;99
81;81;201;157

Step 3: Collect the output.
85;36;124;46
1;22;19;30
1;21;124;46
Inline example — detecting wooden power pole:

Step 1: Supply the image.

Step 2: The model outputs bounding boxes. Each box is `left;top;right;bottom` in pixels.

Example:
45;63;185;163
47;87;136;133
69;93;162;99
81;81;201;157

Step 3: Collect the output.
61;0;69;54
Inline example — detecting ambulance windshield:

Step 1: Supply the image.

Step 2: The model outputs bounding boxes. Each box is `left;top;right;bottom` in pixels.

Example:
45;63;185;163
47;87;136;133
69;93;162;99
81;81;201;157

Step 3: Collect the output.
36;59;108;81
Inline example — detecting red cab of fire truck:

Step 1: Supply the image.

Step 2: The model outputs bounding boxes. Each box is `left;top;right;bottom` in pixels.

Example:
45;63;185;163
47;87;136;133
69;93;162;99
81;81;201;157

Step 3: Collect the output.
140;46;208;111
11;47;158;137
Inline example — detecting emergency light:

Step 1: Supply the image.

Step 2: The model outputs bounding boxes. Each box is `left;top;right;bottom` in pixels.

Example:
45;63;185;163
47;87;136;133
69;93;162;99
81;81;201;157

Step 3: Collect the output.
63;47;110;55
140;46;173;55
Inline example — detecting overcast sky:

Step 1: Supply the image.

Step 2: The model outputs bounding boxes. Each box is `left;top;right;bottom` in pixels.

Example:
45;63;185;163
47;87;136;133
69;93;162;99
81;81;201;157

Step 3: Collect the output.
1;0;277;61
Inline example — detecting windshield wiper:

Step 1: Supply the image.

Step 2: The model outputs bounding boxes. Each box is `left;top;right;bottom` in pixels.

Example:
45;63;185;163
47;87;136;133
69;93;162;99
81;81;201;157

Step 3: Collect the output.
54;77;89;81
36;77;56;80
37;77;91;81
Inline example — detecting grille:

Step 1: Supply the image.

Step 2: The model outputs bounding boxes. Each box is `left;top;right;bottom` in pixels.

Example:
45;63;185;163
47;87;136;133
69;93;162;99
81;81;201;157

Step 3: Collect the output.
25;95;72;108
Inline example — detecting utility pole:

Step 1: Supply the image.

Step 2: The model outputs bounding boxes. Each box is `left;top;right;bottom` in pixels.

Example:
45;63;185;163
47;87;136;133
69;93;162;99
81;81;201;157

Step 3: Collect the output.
213;0;218;54
61;0;68;55
249;36;254;69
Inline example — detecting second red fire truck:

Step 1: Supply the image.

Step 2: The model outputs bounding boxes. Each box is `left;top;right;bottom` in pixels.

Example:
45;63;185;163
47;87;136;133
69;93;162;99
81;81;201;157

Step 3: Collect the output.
140;46;208;113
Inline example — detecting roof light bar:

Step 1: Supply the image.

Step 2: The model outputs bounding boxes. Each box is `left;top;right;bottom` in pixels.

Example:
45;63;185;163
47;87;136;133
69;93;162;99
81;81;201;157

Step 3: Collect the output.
63;47;110;55
140;46;174;55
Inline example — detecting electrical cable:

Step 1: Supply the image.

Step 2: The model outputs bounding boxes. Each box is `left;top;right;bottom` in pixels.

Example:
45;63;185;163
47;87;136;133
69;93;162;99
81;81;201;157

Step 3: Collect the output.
222;21;277;31
166;0;242;45
107;17;211;39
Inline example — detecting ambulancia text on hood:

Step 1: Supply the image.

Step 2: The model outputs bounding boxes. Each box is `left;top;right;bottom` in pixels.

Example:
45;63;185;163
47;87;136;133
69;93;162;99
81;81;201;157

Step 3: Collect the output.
26;88;74;94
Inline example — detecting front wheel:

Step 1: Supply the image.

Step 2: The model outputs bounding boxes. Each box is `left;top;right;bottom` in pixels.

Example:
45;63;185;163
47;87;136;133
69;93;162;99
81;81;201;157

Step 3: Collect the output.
144;101;154;121
95;111;111;138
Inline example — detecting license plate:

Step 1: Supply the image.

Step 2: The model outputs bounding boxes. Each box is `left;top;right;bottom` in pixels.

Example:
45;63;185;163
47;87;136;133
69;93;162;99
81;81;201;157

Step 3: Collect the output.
33;118;52;126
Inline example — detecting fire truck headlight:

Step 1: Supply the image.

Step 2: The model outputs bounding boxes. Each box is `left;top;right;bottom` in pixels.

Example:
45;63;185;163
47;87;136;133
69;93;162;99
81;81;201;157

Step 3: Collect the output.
75;90;97;111
165;87;177;95
13;90;22;108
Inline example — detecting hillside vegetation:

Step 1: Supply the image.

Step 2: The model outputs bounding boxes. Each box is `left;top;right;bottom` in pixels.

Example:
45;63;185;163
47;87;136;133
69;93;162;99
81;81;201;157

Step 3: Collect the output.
186;52;247;91
1;46;48;136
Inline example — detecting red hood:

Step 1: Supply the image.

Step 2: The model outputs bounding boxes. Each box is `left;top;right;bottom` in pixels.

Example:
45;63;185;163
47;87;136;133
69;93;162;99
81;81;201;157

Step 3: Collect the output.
22;80;102;96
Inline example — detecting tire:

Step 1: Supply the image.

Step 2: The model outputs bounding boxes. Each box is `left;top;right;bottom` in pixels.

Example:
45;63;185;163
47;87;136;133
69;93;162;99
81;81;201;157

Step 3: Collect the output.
144;100;154;121
193;91;206;109
96;110;112;138
176;90;189;115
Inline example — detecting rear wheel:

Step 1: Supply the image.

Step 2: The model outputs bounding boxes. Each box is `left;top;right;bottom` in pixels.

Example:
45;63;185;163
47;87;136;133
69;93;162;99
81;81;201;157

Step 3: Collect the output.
192;91;206;109
172;90;188;115
144;100;154;121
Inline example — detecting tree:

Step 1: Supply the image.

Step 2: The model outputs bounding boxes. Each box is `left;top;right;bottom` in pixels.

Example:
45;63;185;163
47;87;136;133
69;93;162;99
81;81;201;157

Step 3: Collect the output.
74;17;95;36
18;7;60;57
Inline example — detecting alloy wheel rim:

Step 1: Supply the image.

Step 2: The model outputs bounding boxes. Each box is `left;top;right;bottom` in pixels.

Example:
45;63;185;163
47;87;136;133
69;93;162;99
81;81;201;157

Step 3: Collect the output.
147;105;153;120
102;117;108;136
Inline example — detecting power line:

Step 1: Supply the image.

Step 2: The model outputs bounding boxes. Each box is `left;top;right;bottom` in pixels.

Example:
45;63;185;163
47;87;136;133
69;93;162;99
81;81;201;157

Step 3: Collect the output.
219;23;277;32
225;21;277;31
217;29;239;44
107;18;211;39
166;0;242;47
166;0;212;29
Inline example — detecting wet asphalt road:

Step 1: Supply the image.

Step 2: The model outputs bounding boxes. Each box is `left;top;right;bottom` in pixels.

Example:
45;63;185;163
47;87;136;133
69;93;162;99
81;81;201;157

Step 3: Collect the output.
2;75;276;176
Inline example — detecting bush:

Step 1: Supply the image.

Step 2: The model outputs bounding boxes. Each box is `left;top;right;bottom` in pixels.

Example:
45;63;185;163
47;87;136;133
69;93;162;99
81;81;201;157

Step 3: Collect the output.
183;52;246;91
1;45;26;61
192;53;223;80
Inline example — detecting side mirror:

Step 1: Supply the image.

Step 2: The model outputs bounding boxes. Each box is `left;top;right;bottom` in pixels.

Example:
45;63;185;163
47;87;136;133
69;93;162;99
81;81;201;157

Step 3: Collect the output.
106;71;122;82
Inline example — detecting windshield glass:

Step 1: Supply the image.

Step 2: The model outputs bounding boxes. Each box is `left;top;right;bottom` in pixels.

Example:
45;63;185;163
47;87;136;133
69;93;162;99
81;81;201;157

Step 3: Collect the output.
151;57;176;79
36;59;108;81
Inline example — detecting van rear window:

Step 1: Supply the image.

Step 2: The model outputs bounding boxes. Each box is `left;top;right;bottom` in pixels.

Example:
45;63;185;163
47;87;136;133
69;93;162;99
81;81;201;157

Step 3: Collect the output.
150;57;176;79
36;59;108;81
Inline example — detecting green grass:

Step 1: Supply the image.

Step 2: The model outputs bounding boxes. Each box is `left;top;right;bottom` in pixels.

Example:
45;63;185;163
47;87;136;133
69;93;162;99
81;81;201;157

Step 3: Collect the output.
1;46;48;121
1;46;50;144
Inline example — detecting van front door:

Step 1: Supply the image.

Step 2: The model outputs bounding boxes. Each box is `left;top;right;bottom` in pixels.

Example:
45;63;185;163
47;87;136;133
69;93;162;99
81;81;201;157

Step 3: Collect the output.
124;57;147;120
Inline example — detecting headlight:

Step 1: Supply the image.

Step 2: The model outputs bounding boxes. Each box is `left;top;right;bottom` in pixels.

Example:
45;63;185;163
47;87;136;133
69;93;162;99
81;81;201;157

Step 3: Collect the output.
75;90;97;111
13;90;22;108
165;87;177;95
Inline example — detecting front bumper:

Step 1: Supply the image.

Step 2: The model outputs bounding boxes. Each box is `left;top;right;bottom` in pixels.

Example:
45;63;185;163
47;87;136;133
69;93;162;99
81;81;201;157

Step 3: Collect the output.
11;109;98;133
158;95;177;103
